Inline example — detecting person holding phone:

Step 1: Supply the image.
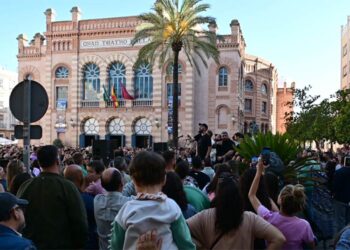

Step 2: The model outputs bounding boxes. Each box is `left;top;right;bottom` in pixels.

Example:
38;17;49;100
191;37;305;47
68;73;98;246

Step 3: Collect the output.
248;158;315;250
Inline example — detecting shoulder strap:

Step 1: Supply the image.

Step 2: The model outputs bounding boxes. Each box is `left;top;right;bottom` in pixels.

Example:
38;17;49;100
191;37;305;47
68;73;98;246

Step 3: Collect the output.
210;231;225;250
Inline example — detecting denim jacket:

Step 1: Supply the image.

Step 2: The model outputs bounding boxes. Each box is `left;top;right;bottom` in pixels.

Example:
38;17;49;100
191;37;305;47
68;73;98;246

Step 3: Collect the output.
94;192;132;250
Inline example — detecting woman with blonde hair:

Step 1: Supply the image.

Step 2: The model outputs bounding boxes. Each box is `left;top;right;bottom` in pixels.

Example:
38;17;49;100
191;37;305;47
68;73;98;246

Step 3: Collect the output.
6;159;26;191
249;158;316;250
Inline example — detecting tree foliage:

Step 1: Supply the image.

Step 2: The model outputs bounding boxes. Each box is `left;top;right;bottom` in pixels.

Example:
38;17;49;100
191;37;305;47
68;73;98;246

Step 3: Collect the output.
286;86;350;145
132;0;219;148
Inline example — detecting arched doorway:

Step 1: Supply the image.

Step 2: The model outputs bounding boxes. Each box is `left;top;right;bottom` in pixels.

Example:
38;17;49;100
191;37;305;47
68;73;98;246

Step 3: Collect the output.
106;118;126;147
79;118;100;147
132;118;152;148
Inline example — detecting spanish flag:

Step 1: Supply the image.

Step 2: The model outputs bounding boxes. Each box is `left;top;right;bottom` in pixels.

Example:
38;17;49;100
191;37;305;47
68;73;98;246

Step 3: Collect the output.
111;83;119;108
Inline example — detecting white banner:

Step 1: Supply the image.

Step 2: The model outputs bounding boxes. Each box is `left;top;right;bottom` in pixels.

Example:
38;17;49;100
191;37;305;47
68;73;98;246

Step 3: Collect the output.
80;37;150;49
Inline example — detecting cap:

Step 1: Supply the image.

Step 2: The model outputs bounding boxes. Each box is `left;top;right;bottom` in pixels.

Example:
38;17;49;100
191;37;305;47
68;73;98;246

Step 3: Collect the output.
221;131;228;136
0;192;28;221
198;123;208;129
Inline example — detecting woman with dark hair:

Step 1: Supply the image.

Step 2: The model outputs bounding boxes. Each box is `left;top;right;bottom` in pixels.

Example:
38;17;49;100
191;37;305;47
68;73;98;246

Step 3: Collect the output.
240;168;278;212
9;172;32;195
202;163;233;201
187;177;285;249
162;172;197;219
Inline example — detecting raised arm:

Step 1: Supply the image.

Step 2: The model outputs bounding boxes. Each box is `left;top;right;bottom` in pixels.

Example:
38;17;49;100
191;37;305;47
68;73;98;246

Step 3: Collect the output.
248;158;264;212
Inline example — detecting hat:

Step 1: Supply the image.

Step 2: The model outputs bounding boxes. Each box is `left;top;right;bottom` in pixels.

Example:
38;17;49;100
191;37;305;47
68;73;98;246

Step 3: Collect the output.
0;192;28;221
198;123;208;129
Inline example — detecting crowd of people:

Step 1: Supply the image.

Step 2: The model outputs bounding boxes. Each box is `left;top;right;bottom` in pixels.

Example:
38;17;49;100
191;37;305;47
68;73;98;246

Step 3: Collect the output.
0;123;350;249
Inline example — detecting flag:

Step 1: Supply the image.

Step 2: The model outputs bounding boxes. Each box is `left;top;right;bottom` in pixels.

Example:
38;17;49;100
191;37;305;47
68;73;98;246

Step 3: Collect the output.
121;82;134;100
102;85;109;102
111;83;119;108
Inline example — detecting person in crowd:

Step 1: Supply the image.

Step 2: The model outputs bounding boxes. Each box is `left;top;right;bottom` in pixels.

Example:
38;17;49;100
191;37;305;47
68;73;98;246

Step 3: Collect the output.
187;175;286;249
233;132;244;147
201;157;215;181
194;123;212;161
213;131;235;163
17;145;88;249
175;159;210;212
114;156;131;184
332;157;350;233
0;166;7;191
189;156;210;190
335;224;350;250
94;168;132;250
64;164;98;249
110;151;195;250
202;163;233;201
176;160;198;187
162;151;176;172
6;160;25;191
0;192;36;250
85;160;106;196
9;173;31;195
325;160;337;192
248;159;315;249
30;159;40;177
72;152;88;176
162;172;197;219
240;168;277;213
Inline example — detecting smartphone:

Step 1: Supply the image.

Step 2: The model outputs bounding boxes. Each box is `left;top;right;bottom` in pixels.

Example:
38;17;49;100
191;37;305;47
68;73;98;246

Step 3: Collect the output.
344;157;350;167
261;147;271;166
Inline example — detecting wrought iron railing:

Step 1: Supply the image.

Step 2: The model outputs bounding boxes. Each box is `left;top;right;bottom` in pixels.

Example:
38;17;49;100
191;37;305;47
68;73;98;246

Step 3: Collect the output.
132;99;153;107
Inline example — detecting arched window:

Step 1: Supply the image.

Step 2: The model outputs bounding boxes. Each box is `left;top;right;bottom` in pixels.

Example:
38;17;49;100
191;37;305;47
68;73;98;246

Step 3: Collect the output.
108;62;126;99
261;83;268;95
83;63;100;100
218;67;228;87
245;80;253;92
55;66;69;78
134;63;153;99
167;63;183;75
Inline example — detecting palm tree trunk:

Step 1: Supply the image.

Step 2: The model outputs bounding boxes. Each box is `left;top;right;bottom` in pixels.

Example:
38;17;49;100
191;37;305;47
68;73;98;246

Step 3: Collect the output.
172;49;180;150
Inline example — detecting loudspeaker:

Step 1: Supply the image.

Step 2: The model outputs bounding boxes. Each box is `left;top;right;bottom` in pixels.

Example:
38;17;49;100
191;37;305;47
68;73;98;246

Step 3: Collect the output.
153;142;168;153
92;140;108;161
93;140;120;165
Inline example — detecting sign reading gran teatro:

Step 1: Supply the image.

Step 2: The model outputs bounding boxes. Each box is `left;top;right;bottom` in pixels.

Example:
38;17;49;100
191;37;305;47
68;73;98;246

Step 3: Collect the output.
80;37;151;49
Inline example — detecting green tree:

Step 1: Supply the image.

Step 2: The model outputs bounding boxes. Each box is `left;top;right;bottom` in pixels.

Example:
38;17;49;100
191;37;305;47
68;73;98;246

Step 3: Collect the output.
131;0;220;148
333;89;350;143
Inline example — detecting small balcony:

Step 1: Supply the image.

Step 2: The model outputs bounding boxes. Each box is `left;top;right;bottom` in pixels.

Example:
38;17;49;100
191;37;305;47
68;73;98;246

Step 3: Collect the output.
105;100;126;108
132;99;153;107
80;100;100;108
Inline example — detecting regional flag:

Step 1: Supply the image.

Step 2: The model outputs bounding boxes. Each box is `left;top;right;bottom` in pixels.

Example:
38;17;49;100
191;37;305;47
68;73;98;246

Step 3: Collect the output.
111;83;119;108
121;82;134;100
103;85;109;102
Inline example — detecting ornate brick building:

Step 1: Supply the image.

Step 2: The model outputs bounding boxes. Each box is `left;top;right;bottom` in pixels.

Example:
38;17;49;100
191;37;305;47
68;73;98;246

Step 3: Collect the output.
341;16;350;90
276;82;295;133
17;7;289;147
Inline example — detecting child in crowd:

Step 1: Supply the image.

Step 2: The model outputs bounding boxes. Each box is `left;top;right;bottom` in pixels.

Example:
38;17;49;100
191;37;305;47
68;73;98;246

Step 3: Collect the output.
110;151;195;250
248;158;315;250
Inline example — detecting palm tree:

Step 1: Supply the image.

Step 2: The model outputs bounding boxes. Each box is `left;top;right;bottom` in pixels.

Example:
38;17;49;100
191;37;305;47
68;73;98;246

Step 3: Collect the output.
131;0;220;149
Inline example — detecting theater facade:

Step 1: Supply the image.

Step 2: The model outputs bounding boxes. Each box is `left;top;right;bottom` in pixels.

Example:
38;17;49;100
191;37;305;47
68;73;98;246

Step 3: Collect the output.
17;7;285;148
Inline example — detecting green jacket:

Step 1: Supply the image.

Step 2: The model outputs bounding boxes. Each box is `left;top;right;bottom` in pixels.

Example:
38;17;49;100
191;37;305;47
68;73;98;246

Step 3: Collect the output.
17;172;88;249
184;185;210;212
